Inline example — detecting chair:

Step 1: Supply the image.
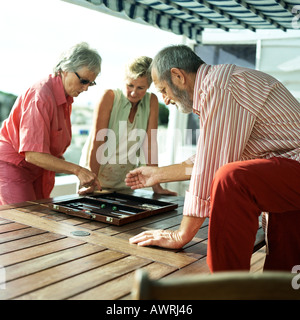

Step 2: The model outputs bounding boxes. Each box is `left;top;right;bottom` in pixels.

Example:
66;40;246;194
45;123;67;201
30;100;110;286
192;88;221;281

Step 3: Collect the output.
132;269;300;300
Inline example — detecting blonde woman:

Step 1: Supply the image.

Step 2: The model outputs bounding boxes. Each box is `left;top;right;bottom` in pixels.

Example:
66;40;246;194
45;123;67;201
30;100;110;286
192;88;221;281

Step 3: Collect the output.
80;56;176;195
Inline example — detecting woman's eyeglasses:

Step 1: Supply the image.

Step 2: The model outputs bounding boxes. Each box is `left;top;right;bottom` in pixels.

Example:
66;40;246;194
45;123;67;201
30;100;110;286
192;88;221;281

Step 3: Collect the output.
74;72;96;86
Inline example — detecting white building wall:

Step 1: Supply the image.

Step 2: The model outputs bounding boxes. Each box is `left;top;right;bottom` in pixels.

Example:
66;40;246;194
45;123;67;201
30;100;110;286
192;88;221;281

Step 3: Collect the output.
258;37;300;101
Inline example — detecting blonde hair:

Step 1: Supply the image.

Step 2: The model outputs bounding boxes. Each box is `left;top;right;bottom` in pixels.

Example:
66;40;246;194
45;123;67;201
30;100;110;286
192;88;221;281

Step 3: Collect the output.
125;56;152;86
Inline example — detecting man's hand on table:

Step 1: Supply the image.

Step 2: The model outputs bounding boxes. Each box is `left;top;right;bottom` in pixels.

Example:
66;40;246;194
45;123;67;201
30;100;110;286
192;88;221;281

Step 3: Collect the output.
129;229;186;249
129;216;206;249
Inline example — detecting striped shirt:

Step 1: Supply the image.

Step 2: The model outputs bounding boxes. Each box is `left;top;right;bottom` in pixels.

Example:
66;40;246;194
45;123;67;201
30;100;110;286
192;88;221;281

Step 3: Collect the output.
183;64;300;218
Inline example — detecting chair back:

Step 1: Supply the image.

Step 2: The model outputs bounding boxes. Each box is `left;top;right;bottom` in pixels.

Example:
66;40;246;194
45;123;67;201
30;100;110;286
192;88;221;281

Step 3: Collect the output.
132;269;300;300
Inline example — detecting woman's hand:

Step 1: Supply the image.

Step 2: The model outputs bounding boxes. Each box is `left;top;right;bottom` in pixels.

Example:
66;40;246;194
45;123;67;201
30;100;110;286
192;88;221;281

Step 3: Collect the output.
24;151;101;195
77;185;96;195
76;167;102;195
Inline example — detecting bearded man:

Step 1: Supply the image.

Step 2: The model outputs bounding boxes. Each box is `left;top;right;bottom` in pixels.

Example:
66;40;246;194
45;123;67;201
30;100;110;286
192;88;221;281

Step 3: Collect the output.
125;45;300;272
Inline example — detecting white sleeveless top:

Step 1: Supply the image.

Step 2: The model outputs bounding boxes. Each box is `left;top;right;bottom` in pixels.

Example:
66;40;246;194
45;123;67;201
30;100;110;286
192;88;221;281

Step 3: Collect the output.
80;89;151;189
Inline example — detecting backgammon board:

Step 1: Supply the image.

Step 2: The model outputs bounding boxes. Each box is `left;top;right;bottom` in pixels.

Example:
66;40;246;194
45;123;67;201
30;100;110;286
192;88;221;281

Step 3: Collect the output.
48;192;178;225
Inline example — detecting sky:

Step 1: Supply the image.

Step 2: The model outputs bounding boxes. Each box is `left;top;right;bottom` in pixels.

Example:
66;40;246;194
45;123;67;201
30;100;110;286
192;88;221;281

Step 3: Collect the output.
0;0;184;107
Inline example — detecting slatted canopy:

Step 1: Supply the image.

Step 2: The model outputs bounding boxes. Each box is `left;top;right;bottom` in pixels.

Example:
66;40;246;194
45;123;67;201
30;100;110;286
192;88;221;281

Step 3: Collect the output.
63;0;299;42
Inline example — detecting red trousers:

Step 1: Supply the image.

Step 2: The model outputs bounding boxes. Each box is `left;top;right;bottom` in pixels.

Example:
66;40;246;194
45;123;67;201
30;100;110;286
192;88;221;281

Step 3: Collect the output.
207;157;300;272
0;160;44;205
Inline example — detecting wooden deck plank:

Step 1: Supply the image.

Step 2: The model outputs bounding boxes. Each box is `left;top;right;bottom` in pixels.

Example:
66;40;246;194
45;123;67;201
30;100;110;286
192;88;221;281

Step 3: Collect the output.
0;250;126;300
0;218;13;225
0;222;30;233
0;232;65;256
0;237;85;266
16;255;150;300
162;259;211;277
0;190;267;300
70;261;177;300
179;240;208;260
0;227;47;244
4;243;105;282
0;209;197;269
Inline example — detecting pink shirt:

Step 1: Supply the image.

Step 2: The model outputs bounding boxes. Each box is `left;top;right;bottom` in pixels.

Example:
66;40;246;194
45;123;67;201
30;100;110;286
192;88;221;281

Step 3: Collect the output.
0;74;73;196
183;64;300;218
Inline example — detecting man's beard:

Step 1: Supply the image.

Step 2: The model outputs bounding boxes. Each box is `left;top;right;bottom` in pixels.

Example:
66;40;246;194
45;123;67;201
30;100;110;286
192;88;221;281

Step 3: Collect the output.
169;81;193;114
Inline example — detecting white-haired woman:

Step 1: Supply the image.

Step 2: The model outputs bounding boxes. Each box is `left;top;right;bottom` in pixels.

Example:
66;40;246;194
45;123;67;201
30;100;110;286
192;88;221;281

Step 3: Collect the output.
80;56;176;195
0;42;102;205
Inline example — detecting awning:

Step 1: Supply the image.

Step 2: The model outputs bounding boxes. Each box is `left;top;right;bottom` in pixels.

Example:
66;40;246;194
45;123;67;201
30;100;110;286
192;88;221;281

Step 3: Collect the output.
62;0;300;43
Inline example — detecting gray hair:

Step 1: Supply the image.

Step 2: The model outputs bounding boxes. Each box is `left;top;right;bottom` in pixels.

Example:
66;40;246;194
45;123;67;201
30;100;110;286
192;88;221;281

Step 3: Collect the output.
54;42;102;75
125;56;153;86
151;45;204;85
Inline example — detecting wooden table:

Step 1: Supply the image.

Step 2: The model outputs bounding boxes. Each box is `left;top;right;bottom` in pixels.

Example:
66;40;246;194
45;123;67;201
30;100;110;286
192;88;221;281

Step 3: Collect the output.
0;189;265;300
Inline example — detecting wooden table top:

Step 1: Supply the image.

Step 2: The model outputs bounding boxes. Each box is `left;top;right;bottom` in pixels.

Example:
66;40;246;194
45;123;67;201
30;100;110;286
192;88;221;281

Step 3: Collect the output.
0;189;265;300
